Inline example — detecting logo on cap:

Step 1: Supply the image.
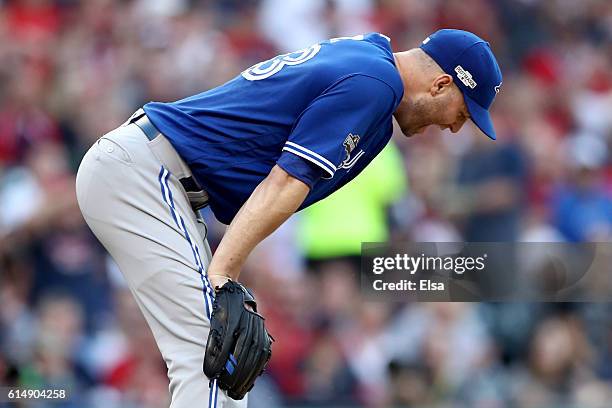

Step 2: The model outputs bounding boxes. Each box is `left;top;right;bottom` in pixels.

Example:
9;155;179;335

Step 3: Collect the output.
494;82;502;94
454;65;477;89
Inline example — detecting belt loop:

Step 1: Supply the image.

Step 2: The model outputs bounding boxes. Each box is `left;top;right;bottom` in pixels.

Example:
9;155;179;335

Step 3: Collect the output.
121;108;145;127
129;108;210;211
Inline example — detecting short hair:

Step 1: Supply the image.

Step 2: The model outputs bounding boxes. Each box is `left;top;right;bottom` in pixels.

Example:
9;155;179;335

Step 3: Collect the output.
416;48;444;74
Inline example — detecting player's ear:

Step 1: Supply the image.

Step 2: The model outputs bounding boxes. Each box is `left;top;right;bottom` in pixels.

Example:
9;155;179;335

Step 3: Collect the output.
430;74;453;96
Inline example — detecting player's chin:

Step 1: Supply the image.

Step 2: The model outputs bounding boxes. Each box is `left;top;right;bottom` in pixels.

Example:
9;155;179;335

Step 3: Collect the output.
402;126;427;137
400;125;417;138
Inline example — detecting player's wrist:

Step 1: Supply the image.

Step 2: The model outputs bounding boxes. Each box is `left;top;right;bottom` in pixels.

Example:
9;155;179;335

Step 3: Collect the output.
207;273;234;289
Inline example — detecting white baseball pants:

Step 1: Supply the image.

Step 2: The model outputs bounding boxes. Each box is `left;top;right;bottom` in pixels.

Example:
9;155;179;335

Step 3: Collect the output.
75;120;247;408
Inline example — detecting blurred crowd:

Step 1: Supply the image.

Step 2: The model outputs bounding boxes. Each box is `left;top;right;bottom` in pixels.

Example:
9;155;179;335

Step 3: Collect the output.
1;0;612;407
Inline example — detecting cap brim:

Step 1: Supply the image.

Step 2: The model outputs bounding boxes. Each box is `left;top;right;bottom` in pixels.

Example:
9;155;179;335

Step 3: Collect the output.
464;95;496;140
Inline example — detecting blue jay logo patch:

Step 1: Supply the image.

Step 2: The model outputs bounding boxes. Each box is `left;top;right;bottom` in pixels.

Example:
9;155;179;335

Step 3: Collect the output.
338;133;364;170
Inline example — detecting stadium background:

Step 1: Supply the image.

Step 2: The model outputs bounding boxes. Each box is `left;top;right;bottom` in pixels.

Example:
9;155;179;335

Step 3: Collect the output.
1;0;611;407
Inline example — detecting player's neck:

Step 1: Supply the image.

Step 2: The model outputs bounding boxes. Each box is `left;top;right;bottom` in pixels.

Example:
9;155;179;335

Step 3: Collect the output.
393;49;423;103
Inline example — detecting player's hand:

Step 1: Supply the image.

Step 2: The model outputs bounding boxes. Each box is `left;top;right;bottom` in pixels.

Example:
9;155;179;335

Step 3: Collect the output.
203;280;273;400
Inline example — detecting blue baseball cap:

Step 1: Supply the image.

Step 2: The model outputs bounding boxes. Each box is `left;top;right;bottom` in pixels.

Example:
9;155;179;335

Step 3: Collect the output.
420;29;503;140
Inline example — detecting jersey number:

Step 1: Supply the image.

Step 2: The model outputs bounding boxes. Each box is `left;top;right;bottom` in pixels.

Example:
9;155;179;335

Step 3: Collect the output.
241;35;365;81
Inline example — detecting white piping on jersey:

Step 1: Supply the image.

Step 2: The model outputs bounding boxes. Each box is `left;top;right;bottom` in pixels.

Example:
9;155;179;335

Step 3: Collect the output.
284;142;336;172
338;149;365;170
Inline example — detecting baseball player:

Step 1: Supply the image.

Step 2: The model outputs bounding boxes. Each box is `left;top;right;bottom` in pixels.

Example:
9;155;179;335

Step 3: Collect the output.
75;29;502;407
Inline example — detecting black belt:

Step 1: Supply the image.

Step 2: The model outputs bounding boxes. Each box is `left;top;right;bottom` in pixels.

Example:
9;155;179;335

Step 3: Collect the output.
131;112;209;210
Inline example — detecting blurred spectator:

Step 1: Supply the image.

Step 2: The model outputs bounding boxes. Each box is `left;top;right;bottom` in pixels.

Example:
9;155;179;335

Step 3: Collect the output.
510;314;600;407
552;134;612;241
19;293;90;407
301;330;358;405
258;0;374;51
450;133;528;242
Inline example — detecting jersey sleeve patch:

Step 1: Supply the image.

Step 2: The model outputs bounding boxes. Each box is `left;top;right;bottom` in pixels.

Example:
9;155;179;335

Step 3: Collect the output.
282;74;397;181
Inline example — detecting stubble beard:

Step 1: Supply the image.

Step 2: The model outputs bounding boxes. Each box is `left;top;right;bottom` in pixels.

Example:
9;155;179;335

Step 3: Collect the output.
398;97;436;137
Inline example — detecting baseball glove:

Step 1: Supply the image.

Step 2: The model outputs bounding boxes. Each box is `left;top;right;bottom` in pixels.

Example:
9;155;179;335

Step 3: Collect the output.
203;280;273;400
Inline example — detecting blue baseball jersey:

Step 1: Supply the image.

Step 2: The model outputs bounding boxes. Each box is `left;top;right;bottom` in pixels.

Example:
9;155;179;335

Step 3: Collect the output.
144;33;404;224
